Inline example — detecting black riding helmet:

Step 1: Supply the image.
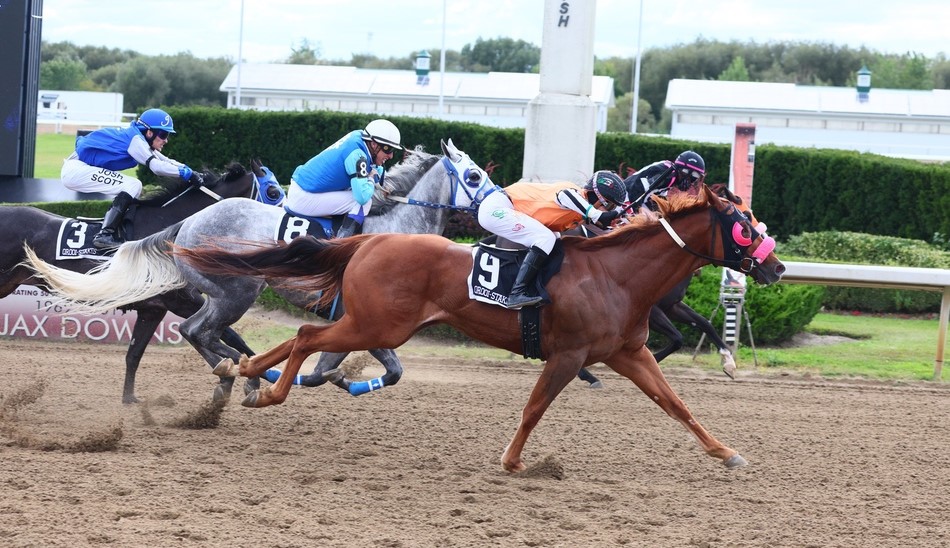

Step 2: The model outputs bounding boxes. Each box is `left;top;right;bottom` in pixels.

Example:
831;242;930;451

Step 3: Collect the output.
584;170;628;209
672;150;706;191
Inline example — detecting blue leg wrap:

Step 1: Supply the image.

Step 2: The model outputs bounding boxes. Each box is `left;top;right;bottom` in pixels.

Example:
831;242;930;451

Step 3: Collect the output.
348;376;385;396
263;368;307;385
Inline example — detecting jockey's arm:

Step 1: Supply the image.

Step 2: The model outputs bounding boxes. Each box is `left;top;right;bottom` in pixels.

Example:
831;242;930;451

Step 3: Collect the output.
128;136;185;179
554;187;607;224
344;149;376;205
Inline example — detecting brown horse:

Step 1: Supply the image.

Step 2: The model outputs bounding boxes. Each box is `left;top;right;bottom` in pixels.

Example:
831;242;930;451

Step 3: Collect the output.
176;184;784;472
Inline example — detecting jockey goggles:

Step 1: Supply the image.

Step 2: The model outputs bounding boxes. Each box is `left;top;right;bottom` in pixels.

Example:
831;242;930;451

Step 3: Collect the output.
373;140;395;154
140;121;170;140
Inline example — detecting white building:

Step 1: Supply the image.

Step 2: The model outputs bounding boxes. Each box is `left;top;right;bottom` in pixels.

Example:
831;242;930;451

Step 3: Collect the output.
665;79;950;162
37;90;125;126
219;63;615;132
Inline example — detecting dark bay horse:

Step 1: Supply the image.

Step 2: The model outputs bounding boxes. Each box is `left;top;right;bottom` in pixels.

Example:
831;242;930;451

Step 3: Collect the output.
173;185;784;472
1;164;261;403
23;141;488;397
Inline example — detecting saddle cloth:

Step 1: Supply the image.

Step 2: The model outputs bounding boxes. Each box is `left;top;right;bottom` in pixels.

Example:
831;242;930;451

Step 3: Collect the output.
467;239;564;308
275;211;346;242
56;218;111;261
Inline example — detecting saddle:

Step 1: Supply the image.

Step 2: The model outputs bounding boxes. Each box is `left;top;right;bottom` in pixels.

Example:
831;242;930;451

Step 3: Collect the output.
467;238;565;360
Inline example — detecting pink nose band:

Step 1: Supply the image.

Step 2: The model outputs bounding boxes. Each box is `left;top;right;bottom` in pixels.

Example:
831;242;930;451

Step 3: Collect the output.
753;236;776;261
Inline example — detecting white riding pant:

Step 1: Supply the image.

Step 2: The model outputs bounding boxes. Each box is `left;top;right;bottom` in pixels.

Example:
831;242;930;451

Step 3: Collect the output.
477;190;557;254
61;155;143;198
285;179;372;218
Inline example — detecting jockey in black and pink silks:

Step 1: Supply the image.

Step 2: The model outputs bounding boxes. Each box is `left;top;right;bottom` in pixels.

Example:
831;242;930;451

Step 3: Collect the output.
625;150;706;212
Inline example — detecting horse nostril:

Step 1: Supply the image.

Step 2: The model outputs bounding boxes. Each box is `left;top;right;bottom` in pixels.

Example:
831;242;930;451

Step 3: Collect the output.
776;264;787;275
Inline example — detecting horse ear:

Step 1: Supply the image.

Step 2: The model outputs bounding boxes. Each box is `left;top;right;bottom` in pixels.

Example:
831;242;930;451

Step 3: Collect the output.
442;138;462;162
250;158;264;177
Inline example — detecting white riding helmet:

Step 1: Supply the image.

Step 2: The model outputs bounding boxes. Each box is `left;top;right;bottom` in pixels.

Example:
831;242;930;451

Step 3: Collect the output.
361;119;403;150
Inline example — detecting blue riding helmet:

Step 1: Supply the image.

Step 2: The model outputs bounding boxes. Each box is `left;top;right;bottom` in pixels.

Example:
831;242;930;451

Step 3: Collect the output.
137;108;176;134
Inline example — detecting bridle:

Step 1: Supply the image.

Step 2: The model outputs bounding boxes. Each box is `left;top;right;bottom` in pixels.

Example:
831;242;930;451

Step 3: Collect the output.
658;199;775;274
377;154;488;214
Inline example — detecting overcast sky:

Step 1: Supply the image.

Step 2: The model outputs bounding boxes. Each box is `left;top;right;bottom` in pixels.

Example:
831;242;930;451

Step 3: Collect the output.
38;0;949;64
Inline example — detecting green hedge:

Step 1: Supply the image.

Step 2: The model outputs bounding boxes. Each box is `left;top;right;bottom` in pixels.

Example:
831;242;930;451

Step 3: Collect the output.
157;107;950;247
649;266;825;348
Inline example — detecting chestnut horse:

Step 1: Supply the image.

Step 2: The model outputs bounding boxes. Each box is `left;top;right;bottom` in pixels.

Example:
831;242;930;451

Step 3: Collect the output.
175;184;784;472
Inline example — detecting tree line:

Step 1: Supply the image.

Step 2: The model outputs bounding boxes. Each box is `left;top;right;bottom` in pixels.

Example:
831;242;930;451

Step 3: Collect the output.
42;37;950;133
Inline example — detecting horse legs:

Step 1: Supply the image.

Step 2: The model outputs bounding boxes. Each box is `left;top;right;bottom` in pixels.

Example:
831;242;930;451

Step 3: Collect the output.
240;318;411;408
665;301;737;378
122;304;166;404
648;305;684;363
220;326;260;394
576;367;603;388
605;347;746;468
501;353;582;473
165;289;258;401
297;348;403;396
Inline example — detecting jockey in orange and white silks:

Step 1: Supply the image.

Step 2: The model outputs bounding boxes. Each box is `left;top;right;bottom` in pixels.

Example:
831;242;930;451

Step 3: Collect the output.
284;119;402;238
477;171;627;308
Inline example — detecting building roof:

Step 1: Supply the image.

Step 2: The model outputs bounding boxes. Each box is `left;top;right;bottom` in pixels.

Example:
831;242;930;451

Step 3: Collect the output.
665;79;950;120
220;63;615;106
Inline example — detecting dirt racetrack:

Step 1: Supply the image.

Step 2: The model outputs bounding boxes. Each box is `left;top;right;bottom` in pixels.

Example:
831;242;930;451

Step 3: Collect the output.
2;325;949;547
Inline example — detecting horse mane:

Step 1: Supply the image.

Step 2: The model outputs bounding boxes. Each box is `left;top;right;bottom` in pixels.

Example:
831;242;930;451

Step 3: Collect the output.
369;145;440;215
568;188;716;251
137;163;248;206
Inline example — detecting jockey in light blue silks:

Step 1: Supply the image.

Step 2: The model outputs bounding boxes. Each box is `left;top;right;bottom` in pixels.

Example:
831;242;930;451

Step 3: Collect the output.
284;119;403;238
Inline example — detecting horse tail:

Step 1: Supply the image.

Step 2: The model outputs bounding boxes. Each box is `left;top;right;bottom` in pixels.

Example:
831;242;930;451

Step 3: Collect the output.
21;222;188;314
174;234;370;301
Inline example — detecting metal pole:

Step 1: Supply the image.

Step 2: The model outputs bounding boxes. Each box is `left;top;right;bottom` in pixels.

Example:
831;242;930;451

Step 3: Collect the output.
235;0;245;109
439;0;447;117
630;0;643;133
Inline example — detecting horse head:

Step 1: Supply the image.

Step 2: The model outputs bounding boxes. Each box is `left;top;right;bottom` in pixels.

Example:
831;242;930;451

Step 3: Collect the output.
647;186;784;286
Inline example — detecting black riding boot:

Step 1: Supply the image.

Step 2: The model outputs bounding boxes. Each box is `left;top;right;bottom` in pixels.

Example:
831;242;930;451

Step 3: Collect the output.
335;215;362;239
506;246;549;309
92;191;134;249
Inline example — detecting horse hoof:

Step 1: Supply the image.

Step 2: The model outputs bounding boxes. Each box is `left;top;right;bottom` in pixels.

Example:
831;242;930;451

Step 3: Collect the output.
588;381;604;389
212;359;237;378
723;454;748;469
322;368;345;383
721;354;737;379
241;390;260;408
212;384;231;403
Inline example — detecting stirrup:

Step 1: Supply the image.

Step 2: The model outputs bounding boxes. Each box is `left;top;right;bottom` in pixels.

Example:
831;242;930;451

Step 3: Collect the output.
506;292;543;309
92;232;123;249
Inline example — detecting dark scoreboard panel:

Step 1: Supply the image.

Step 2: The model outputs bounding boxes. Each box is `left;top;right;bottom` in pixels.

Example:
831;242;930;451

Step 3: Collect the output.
0;0;42;177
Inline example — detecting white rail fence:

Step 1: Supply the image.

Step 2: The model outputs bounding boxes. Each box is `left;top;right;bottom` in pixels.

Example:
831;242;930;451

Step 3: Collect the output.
780;261;950;380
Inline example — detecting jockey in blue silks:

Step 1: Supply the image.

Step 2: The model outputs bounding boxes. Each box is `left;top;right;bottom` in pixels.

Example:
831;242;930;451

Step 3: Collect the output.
284;119;403;238
62;108;202;249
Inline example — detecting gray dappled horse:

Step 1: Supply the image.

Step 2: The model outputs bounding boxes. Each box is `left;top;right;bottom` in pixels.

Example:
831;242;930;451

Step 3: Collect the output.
25;140;487;400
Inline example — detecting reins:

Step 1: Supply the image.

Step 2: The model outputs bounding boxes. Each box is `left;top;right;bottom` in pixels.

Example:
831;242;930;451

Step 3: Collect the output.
373;156;480;214
160;174;257;208
658;206;759;274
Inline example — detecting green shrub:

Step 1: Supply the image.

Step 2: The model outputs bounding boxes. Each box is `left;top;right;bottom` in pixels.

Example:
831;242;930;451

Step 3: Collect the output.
675;266;825;347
